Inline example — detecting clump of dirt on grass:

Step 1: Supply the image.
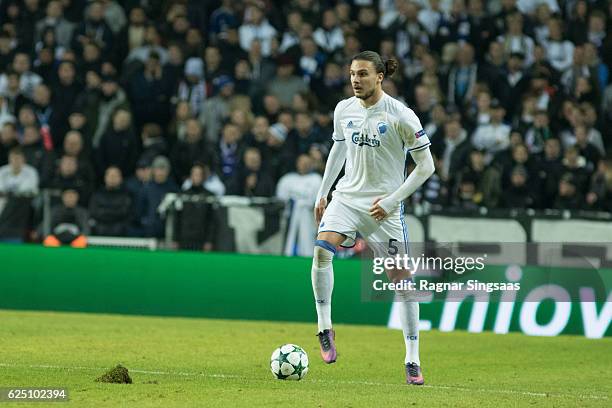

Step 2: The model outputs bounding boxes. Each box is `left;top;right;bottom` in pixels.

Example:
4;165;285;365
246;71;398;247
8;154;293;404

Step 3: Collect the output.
95;365;132;384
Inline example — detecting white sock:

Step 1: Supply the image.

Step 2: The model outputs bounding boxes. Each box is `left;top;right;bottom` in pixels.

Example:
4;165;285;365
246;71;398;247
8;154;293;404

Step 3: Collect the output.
311;242;335;332
399;300;420;365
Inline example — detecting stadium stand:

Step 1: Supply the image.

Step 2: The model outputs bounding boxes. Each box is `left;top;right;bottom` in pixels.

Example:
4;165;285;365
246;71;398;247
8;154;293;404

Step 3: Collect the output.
0;0;610;249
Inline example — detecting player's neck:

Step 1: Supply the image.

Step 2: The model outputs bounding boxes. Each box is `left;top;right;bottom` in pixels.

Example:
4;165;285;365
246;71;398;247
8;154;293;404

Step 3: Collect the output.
359;88;385;109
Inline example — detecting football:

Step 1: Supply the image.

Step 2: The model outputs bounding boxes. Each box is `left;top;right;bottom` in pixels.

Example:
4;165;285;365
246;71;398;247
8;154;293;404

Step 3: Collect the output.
270;344;309;380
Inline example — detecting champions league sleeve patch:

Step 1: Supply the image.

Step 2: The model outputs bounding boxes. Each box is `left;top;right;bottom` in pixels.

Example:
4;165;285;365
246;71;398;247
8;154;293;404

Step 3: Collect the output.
415;129;427;139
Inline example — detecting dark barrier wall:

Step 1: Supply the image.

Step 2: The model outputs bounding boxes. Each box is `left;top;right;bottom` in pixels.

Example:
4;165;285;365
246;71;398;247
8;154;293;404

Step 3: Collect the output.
0;244;391;324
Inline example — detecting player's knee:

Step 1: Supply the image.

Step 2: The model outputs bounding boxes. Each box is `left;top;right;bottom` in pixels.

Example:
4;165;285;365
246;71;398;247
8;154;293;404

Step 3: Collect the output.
313;240;336;268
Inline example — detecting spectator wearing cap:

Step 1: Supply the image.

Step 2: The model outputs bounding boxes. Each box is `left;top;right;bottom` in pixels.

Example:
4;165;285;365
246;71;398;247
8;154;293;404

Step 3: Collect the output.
95;109;139;180
138;155;178;238
472;99;511;164
267;54;308;107
127;50;174;128
201;75;236;143
238;4;277;58
88;165;132;236
125;156;151;199
176;57;206;116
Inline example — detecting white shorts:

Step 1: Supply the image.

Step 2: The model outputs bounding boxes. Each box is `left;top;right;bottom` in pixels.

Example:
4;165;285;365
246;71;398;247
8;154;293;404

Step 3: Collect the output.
318;197;409;256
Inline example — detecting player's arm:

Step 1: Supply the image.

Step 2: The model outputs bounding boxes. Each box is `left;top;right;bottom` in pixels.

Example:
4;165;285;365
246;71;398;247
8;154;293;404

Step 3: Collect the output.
370;108;434;220
371;147;435;219
315;102;347;224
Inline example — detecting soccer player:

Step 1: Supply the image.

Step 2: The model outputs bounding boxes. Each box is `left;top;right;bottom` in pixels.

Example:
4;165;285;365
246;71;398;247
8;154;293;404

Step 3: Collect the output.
311;51;435;385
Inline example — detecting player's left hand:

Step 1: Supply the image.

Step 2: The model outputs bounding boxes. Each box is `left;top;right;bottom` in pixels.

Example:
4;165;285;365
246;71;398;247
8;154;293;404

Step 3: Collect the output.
369;198;388;221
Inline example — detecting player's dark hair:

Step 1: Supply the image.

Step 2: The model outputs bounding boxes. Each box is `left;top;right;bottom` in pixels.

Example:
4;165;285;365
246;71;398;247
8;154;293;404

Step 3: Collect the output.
351;51;398;78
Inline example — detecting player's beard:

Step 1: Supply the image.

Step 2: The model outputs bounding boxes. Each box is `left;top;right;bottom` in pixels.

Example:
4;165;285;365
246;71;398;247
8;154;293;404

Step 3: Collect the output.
355;87;375;100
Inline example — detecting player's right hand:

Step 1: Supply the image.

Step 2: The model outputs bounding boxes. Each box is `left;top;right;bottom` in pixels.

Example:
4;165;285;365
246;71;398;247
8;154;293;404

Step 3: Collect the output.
314;197;327;225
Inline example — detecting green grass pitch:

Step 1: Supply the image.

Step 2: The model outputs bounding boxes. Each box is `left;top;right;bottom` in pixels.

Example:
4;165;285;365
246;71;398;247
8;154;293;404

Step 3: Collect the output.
0;310;609;407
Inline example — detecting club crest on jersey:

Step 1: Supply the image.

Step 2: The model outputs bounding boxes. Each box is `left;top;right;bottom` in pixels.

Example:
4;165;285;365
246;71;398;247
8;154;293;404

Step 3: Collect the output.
351;131;380;147
415;129;427;139
377;122;388;135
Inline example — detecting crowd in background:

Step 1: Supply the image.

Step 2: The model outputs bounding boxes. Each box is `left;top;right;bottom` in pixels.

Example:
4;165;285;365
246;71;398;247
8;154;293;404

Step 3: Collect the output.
0;0;611;245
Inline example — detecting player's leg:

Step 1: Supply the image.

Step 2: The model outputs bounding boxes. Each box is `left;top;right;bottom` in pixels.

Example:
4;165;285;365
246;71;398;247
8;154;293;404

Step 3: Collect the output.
312;231;345;333
312;231;345;364
312;199;358;364
365;210;424;385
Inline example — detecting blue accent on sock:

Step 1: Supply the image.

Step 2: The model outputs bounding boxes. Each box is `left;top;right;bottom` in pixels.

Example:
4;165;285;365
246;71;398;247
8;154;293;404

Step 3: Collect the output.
315;240;336;254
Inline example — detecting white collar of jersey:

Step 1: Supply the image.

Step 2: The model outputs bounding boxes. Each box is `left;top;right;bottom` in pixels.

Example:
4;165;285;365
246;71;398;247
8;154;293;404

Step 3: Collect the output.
358;91;387;111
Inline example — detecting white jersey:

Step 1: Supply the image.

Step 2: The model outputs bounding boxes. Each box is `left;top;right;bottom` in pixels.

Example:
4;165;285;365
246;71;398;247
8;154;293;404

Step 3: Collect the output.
331;92;431;212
